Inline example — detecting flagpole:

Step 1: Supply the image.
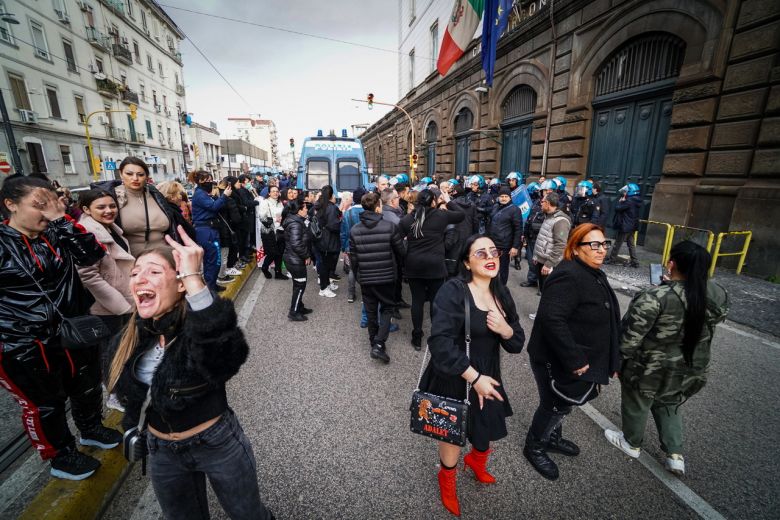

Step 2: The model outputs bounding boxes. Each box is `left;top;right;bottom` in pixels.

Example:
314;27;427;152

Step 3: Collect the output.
541;0;556;178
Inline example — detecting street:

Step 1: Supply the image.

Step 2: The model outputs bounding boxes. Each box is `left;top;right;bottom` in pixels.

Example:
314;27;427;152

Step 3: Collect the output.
103;264;779;520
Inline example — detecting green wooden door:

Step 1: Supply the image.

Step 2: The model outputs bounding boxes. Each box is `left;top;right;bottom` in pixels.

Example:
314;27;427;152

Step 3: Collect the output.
500;122;532;178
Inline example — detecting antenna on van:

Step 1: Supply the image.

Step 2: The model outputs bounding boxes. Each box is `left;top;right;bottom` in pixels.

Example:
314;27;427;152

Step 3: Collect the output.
317;129;323;137
342;129;348;138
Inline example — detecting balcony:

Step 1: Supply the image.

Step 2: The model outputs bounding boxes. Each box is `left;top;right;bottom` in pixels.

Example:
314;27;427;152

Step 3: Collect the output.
175;83;185;96
96;77;121;98
112;43;133;65
107;127;127;140
154;104;162;113
164;107;171;117
101;0;124;16
85;27;110;52
121;88;139;105
132;132;146;144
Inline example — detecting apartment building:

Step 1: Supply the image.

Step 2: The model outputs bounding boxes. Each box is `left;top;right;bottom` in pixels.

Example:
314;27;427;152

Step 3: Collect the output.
225;116;279;168
187;120;221;178
0;0;188;186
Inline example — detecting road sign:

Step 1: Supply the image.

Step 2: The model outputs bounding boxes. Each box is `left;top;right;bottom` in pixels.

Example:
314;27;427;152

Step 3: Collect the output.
104;161;116;171
0;152;8;162
0;161;12;174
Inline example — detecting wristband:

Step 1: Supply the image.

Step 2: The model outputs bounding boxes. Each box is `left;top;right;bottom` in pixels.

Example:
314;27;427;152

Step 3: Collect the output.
176;271;203;280
471;373;482;385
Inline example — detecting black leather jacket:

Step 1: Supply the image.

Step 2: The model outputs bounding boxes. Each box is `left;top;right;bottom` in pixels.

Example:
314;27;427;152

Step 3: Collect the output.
282;214;312;266
0;217;105;352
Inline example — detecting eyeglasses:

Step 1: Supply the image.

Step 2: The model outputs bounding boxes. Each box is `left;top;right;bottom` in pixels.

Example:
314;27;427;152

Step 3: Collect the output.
578;240;612;251
471;248;503;260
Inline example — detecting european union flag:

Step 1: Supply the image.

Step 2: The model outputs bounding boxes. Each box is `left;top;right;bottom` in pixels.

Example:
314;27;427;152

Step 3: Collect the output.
481;0;512;86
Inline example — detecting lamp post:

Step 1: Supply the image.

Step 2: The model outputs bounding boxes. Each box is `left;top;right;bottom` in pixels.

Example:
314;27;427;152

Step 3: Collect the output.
352;95;417;181
176;105;189;178
84;104;137;181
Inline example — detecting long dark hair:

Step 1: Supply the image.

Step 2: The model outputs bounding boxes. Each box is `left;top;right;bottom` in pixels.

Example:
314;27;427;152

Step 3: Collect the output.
317;185;333;219
0;173;53;218
458;234;519;324
670;240;711;366
79;188;117;212
119;156;150;177
410;189;435;239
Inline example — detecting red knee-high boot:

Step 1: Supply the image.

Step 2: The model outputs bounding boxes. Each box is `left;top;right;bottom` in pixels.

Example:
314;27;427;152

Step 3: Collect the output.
463;447;496;484
437;464;461;516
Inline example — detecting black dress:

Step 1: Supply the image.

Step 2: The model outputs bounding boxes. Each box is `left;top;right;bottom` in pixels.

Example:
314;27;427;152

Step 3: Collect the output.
420;279;525;447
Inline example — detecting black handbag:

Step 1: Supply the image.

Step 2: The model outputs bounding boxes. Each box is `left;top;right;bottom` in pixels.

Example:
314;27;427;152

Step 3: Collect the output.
546;363;600;405
16;257;111;349
409;284;471;446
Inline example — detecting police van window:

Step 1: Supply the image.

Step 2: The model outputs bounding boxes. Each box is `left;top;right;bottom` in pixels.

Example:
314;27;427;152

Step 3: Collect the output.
307;159;330;190
337;160;360;191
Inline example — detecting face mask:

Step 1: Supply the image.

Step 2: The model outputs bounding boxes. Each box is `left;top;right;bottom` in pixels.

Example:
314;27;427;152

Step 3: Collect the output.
200;182;214;192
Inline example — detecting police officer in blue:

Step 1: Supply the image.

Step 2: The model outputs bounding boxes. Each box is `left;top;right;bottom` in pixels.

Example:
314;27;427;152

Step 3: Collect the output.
520;182;544;288
605;182;642;267
554;176;572;214
571;180;605;226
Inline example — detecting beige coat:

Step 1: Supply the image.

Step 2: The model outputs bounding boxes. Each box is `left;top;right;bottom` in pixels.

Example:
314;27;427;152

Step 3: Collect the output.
77;216;136;316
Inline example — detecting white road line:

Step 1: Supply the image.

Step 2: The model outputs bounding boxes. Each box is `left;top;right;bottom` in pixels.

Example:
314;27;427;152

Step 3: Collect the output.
0;451;46;514
579;403;727;520
719;322;780;350
127;272;266;520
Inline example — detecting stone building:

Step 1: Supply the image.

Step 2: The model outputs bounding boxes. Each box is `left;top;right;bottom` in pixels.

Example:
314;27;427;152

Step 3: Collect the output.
361;0;779;277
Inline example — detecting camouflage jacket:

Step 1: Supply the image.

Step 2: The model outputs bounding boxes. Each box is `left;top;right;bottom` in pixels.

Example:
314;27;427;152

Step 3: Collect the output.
619;280;729;404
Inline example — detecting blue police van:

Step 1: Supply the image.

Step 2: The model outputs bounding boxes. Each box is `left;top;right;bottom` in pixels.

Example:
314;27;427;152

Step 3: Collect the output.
296;130;369;193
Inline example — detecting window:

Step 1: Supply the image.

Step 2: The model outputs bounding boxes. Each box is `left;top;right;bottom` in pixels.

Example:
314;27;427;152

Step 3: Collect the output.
53;0;68;17
158;62;164;77
125;0;133;18
152;90;158;106
337;160;361;191
139;81;146;102
27;143;47;173
0;2;16;44
430;22;439;73
408;49;415;88
95;57;104;73
146;53;153;72
30;20;50;59
8;74;31;110
306;159;330;190
84;6;94;27
60;145;74;174
162;94;167;108
74;95;86;122
103;103;113;127
62;39;77;72
132;40;140;62
145;119;152;136
157;123;163;143
46;86;61;118
141;10;147;31
455;108;473;175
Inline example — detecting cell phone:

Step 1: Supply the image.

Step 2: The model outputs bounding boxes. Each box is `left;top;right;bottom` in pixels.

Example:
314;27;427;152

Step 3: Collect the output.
649;263;663;285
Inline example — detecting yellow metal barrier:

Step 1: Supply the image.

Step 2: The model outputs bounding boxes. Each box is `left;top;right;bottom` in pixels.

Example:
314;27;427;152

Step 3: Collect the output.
670;224;714;254
633;219;674;264
709;231;752;277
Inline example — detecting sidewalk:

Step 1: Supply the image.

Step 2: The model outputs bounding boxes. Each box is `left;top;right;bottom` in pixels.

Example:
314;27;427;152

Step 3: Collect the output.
602;245;780;338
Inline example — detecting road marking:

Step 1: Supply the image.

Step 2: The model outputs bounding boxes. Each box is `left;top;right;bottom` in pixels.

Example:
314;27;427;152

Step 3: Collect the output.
719;322;780;350
579;403;727;520
127;272;266;520
0;452;46;514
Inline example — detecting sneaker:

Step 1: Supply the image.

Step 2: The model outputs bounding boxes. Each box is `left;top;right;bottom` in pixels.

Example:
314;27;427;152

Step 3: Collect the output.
214;285;227;293
370;344;390;363
225;267;242;276
347;295;355;303
288;312;308;322
665;454;685;476
330;274;341;282
519;281;536;287
360;320;368;328
389;322;399;333
319;288;337;298
50;446;100;480
80;424;122;450
106;393;125;413
328;283;339;291
261;268;272;279
604;430;641;459
216;277;233;286
298;306;313;315
529;313;536;320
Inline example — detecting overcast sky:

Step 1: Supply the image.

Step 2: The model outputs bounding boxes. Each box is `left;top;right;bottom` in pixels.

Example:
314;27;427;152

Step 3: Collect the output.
162;0;399;154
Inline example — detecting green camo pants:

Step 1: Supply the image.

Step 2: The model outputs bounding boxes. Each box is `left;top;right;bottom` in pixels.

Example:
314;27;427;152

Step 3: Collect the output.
620;382;684;455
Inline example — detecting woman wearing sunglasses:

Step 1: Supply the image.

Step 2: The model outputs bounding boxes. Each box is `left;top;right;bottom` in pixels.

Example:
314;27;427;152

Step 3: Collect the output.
420;234;525;516
524;223;621;481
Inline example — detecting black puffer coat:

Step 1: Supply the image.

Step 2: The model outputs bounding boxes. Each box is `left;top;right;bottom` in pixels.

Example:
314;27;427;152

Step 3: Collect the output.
0;216;105;352
447;198;479;241
282;214;312;266
348;211;406;286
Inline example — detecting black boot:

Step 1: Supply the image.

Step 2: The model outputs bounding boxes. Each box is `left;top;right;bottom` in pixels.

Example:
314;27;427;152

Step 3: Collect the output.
548;425;580;456
523;433;559;480
411;330;422;351
370;343;390;363
261;267;272;279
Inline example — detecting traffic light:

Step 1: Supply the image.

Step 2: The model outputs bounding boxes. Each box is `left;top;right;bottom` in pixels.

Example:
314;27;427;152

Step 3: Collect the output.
367;93;374;110
129;103;137;120
410;153;418;170
289;138;294;149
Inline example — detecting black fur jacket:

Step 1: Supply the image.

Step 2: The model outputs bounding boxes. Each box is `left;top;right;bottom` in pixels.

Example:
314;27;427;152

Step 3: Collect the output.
114;296;248;432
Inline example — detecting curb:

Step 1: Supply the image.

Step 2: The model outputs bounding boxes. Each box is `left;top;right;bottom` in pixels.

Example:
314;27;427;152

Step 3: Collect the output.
19;261;258;520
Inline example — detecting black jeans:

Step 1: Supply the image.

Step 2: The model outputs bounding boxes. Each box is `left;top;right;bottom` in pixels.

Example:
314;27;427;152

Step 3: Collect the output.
288;263;308;314
362;283;396;346
498;250;511;285
528;361;573;442
536;263;549;293
260;232;283;274
147;410;273;520
407;278;444;335
525;239;538;283
317;250;340;290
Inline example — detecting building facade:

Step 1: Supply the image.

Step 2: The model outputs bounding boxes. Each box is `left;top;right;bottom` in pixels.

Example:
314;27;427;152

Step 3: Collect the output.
220;138;268;177
225;116;278;168
363;0;780;277
187;121;221;178
0;0;187;186
398;0;455;98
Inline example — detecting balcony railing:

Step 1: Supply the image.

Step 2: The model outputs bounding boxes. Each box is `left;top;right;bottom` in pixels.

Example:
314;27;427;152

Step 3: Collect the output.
112;43;133;65
132;132;146;144
175;83;185;96
107;127;127;140
85;27;110;52
101;0;125;16
121;88;139;105
96;77;121;97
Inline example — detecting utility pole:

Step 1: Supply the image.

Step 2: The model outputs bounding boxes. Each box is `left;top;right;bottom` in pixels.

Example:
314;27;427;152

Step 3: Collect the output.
0;90;24;175
176;105;188;178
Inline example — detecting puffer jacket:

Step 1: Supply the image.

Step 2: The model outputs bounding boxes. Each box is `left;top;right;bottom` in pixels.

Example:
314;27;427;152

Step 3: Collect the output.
0;216;105;352
533;209;571;267
447;198;479;242
282;214;312;266
76;216;135;316
349;211;406;286
487;202;522;250
619;280;729;404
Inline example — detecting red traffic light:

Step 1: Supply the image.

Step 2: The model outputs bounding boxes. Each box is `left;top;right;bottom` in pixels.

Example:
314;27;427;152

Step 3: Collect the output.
367;93;374;110
289;138;295;148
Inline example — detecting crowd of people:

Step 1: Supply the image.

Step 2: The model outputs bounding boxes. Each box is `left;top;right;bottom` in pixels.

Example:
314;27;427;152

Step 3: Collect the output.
0;165;729;519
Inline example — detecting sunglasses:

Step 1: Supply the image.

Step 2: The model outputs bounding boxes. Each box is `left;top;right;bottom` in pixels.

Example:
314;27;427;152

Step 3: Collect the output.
471;248;503;260
578;240;612;251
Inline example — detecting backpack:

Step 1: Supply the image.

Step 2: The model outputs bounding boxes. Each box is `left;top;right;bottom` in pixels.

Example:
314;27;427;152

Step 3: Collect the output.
309;214;323;239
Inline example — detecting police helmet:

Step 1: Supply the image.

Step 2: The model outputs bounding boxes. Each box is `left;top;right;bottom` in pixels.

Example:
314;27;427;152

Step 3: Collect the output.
394;173;410;185
619;183;641;196
554;176;567;191
447;178;460;186
526;182;541;194
575;180;594;197
419;176;433;186
468;175;485;188
539;179;557;191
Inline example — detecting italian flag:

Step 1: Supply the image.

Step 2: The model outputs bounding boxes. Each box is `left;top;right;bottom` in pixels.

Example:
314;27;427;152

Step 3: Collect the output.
437;0;485;76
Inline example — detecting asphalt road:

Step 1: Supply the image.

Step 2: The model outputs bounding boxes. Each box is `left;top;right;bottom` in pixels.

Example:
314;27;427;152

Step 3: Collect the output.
103;264;779;520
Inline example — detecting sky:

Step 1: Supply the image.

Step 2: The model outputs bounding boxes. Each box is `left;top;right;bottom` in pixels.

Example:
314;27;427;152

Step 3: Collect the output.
161;0;399;157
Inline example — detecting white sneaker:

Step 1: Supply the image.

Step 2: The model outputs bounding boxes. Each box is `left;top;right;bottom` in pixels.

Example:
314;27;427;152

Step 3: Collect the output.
216;277;233;286
529;313;536;320
319;288;337;298
328;283;338;291
665;454;685;476
225;267;242;276
106;393;125;413
604;429;640;459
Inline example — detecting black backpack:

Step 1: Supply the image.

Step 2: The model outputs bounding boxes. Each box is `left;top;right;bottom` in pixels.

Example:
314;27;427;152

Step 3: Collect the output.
309;214;323;239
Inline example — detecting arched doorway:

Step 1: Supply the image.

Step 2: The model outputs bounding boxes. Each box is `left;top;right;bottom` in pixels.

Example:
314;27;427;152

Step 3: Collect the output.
500;85;536;178
587;32;685;228
426;121;437;178
454;108;473;176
